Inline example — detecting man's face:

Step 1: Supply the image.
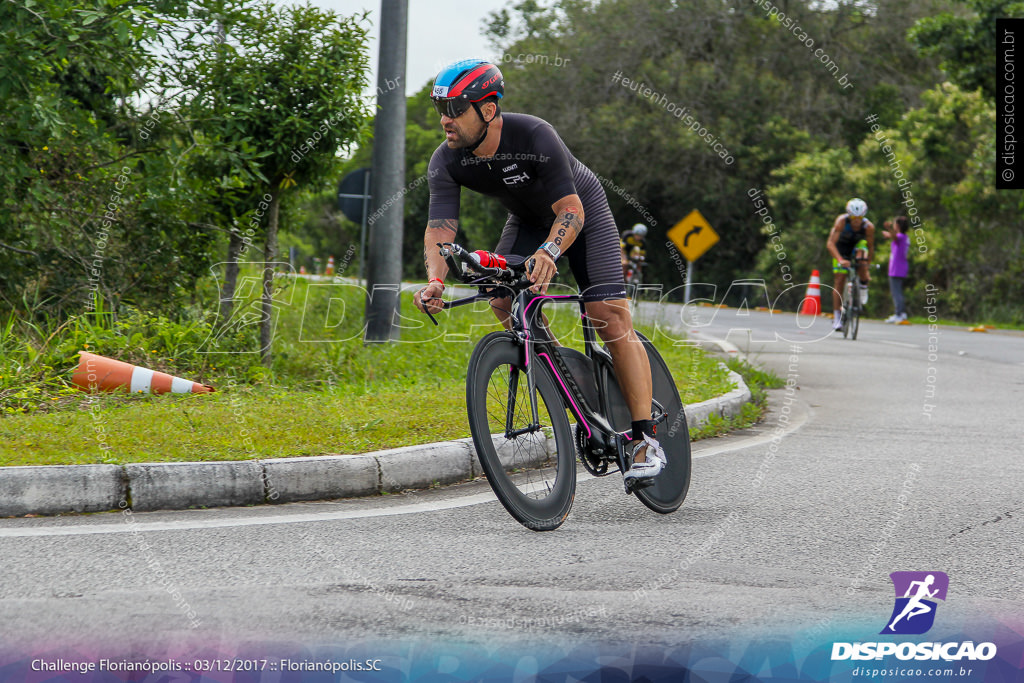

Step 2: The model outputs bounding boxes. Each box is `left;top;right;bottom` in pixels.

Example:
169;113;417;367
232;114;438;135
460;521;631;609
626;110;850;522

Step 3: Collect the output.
850;215;863;227
439;104;487;149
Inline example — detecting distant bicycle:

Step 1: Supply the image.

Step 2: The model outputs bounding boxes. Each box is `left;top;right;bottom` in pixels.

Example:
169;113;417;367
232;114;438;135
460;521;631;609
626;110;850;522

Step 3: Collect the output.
624;251;645;288
839;255;867;340
620;223;647;288
422;243;691;531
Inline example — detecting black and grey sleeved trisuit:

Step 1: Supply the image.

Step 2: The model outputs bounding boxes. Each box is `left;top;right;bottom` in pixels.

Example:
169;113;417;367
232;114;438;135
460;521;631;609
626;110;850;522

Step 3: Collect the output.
427;112;626;301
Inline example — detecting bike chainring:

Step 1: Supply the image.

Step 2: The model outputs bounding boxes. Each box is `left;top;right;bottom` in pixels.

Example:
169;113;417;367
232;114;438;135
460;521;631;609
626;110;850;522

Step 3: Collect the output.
576;423;612;476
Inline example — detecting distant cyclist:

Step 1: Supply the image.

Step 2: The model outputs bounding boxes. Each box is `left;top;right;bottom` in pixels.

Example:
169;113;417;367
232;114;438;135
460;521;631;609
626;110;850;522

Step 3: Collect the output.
620;223;648;281
826;198;875;331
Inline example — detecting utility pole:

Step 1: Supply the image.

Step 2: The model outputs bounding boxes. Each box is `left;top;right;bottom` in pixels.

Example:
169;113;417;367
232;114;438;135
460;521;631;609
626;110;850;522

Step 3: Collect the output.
364;0;408;343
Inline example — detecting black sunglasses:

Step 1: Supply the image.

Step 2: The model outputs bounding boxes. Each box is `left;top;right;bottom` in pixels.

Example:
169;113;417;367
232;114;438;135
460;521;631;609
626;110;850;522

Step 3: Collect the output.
432;97;473;119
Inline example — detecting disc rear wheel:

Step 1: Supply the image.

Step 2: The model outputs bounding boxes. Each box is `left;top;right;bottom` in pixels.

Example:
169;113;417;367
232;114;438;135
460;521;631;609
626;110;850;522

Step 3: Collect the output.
598;332;691;514
633;333;691;514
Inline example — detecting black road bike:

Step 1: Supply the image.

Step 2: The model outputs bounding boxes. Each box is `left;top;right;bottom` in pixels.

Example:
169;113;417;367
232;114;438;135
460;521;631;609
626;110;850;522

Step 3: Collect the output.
423;243;691;531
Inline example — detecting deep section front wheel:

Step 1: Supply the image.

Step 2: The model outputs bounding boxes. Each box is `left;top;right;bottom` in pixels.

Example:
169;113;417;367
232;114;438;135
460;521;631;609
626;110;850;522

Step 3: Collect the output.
466;332;575;531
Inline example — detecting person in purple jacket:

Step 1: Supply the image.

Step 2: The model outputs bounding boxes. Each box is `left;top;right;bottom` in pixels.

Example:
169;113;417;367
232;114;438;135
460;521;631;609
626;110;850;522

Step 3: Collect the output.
883;216;910;323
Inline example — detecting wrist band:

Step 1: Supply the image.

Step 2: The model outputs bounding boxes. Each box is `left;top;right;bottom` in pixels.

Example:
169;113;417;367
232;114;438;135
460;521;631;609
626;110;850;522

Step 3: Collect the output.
428;278;444;288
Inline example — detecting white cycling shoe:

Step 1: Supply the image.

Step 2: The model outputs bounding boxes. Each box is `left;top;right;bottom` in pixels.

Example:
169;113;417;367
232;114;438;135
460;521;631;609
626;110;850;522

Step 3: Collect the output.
623;434;666;487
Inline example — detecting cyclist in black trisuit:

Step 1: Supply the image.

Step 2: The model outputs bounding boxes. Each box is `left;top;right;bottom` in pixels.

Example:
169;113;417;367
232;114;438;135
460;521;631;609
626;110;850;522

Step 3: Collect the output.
413;59;665;483
826;198;875;331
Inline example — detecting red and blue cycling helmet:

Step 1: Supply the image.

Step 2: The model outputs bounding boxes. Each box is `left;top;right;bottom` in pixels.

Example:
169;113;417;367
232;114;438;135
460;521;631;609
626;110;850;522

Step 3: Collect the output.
431;59;504;120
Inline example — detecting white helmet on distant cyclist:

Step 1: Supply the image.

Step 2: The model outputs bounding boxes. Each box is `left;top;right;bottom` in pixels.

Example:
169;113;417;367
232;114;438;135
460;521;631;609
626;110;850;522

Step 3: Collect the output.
846;198;868;217
632;223;648;237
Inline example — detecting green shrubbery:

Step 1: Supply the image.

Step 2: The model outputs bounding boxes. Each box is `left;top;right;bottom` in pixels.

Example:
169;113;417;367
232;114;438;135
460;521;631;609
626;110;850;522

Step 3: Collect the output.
0;273;742;464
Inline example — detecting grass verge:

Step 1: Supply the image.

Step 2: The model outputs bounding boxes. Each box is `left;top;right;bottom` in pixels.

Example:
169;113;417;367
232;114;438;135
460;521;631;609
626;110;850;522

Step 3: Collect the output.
0;277;736;466
688;357;784;440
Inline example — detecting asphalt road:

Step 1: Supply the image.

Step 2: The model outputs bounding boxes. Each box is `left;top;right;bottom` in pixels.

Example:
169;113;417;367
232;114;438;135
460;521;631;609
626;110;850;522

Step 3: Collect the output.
1;306;1021;670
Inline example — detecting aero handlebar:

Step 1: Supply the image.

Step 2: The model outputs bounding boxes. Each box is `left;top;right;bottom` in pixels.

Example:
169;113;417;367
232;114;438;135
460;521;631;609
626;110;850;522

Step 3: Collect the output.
421;243;533;326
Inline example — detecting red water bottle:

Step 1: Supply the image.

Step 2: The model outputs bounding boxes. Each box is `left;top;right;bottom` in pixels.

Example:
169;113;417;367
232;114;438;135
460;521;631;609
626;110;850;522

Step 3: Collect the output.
474;250;507;269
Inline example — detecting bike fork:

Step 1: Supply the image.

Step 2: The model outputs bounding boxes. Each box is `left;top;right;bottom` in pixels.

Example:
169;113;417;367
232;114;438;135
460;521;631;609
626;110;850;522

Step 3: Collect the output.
503;351;543;439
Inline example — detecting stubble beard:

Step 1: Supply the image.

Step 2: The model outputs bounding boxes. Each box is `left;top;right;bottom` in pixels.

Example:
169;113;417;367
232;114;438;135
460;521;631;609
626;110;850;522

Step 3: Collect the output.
445;120;482;150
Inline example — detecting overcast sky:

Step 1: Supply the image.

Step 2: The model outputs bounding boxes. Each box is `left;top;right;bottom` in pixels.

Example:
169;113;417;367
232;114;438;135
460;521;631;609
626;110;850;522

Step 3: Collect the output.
274;0;512;97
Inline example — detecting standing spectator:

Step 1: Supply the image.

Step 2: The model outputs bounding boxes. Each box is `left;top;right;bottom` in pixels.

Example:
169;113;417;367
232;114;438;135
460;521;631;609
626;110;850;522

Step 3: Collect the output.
883;216;910;323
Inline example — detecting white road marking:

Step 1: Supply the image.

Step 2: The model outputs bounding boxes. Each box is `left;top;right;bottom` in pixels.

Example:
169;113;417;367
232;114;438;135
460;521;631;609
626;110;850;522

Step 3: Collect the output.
0;405;810;540
692;401;808;459
877;340;919;348
0;494;502;538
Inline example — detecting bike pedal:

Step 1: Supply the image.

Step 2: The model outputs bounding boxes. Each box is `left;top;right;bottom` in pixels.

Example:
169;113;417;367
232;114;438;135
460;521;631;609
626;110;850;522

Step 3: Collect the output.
635;477;656;490
623;477;655;494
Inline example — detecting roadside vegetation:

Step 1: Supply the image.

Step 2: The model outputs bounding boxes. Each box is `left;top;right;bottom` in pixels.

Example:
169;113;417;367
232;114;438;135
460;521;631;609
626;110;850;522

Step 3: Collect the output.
0;275;739;466
690;358;786;440
17;0;1007;468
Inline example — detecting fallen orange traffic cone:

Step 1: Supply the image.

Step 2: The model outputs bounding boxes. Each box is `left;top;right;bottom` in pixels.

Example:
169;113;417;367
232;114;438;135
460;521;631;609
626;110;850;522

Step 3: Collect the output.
325;255;335;276
71;351;214;394
800;270;822;315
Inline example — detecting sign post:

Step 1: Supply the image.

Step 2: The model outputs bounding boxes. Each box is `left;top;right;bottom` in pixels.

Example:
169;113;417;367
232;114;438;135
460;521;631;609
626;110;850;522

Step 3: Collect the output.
337;167;372;283
364;0;408;343
667;209;719;303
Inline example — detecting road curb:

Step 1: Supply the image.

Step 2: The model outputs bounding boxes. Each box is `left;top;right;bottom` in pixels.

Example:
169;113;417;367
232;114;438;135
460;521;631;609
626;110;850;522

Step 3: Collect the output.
0;370;752;517
263;454;378;503
684;364;752;430
0;465;125;516
125;461;265;512
376;441;474;493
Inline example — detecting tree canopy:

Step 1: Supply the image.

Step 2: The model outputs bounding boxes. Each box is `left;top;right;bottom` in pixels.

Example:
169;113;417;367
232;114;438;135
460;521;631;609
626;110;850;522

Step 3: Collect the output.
347;0;1021;323
4;0;1020;330
0;0;372;336
0;1;212;316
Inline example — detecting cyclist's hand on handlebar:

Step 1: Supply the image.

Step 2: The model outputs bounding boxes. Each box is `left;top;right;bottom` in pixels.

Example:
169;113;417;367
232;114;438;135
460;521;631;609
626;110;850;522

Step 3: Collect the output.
839;258;851;268
528;251;558;294
414;280;445;315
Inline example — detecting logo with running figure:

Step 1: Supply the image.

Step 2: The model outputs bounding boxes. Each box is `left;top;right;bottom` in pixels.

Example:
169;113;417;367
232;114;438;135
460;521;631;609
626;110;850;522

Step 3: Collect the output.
881;571;949;635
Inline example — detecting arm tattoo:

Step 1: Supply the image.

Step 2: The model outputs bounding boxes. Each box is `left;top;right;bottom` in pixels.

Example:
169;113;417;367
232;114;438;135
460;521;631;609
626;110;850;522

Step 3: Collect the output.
554;226;568;246
427;218;458;234
558;206;582;238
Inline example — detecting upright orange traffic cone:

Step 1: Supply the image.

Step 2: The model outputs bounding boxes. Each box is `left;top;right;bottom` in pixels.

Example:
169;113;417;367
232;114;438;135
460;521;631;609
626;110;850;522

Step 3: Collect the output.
800;269;822;315
325;255;335;276
299;265;307;275
71;352;214;394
